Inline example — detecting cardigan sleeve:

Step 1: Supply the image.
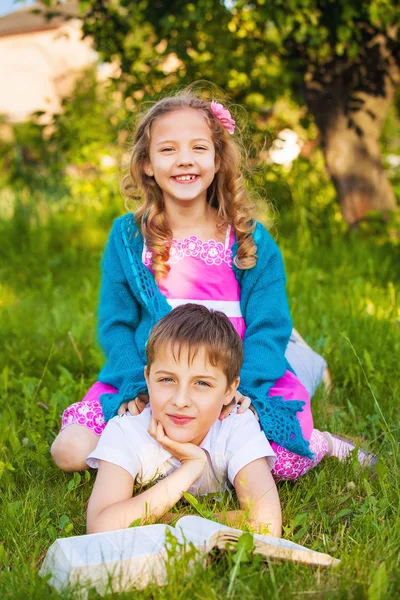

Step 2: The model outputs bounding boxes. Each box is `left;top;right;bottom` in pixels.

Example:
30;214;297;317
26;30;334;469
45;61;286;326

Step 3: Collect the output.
97;222;148;422
239;226;293;401
237;226;313;458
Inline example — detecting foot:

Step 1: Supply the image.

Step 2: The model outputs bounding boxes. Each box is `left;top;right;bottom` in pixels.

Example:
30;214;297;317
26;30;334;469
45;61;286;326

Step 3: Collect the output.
323;432;376;468
322;368;333;394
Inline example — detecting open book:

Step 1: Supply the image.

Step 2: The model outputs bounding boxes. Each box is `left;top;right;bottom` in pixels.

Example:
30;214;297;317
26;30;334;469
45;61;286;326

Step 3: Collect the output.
40;516;340;596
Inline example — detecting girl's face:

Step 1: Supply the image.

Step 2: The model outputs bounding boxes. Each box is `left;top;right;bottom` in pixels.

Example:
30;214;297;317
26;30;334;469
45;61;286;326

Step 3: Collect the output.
145;108;219;209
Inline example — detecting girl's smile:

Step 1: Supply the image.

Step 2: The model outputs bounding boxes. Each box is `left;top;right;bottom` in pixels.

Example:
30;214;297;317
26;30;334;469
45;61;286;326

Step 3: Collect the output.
146;108;219;208
171;174;200;183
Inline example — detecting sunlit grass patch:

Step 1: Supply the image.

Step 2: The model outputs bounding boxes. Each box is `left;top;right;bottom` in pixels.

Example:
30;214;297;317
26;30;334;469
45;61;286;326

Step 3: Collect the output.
0;283;18;309
1;188;399;598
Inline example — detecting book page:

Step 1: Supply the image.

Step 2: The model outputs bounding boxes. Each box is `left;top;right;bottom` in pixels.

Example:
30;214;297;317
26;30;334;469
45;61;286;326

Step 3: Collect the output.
40;525;173;595
175;516;306;551
174;515;238;549
40;525;170;577
74;524;170;565
174;516;339;567
69;550;169;594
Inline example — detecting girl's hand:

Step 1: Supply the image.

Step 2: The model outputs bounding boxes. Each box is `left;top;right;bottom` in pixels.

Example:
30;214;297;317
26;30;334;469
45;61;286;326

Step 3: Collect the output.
148;418;207;469
219;390;259;421
117;394;149;417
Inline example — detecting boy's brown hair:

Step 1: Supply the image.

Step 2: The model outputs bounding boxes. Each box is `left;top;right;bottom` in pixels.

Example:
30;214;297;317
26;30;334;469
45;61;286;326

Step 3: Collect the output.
146;304;243;386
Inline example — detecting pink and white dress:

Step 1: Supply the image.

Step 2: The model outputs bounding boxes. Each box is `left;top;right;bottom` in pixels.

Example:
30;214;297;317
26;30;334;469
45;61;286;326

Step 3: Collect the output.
61;226;327;480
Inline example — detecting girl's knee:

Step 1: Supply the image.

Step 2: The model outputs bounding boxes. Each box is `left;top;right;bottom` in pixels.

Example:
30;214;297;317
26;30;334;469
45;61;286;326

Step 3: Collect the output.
51;427;98;472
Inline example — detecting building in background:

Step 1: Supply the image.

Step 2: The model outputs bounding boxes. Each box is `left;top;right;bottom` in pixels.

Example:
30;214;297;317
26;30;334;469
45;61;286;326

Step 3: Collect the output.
0;1;97;122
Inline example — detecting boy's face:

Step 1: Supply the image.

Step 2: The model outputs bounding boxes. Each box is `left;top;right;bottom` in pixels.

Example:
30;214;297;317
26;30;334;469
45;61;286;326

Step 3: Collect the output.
144;344;239;446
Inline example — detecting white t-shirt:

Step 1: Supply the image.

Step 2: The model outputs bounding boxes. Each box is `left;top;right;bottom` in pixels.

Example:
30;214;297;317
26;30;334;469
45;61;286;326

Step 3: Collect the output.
87;406;276;496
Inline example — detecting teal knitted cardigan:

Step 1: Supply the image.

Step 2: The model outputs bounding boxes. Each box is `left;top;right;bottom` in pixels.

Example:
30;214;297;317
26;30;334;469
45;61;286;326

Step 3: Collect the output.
97;213;312;458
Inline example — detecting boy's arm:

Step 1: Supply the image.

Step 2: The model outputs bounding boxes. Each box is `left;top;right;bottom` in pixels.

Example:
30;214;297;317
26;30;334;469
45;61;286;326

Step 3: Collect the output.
234;458;282;537
87;458;206;534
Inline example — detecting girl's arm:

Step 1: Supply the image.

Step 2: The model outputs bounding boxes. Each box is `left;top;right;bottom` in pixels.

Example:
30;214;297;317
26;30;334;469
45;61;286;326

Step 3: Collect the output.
96;221;147;421
233;458;282;537
87;458;206;534
239;224;292;402
239;228;313;457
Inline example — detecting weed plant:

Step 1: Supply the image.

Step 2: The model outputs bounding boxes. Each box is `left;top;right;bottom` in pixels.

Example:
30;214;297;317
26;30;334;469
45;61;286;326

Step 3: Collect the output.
0;183;399;599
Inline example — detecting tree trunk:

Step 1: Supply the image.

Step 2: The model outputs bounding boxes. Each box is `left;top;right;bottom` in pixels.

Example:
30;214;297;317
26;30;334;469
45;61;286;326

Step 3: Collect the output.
305;36;399;226
319;100;397;226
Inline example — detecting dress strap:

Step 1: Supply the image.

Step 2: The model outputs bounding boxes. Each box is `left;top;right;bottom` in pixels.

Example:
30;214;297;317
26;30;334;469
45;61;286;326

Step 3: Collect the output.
224;224;232;250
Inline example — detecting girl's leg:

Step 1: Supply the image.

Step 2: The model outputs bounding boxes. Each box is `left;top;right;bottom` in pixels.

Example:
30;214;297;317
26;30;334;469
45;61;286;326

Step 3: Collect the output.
268;370;329;480
271;430;328;480
269;370;314;440
51;425;99;472
51;381;117;472
285;329;330;397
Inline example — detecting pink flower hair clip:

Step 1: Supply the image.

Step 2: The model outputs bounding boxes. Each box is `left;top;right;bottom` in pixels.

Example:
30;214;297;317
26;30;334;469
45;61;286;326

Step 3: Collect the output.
210;100;236;134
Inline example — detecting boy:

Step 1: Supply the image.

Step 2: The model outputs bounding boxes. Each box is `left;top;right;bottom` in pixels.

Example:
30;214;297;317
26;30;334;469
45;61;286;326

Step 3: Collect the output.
86;304;281;536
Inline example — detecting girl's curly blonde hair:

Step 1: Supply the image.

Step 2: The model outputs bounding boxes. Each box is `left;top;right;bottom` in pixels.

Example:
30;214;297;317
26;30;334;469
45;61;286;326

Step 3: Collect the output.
121;91;257;281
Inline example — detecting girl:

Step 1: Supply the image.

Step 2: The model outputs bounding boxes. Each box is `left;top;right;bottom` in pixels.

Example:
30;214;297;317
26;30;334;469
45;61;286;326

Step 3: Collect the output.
51;91;369;475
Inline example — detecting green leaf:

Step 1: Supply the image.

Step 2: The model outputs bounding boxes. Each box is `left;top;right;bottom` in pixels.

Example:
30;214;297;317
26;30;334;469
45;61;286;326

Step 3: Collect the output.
1;366;9;393
368;563;388;600
64;523;74;535
8;429;21;453
67;471;82;492
363;479;373;498
373;459;388;481
47;525;58;542
363;349;375;374
59;515;70;530
232;532;254;564
129;518;142;528
337;25;351;43
227;533;254;597
333;508;353;521
182;492;214;519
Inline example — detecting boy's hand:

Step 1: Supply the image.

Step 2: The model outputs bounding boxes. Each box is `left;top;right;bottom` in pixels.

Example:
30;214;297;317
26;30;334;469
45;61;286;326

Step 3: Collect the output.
117;394;149;416
148;418;207;469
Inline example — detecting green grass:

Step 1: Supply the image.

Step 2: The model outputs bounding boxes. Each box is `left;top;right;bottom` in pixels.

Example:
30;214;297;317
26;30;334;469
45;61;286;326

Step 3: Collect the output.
0;190;399;599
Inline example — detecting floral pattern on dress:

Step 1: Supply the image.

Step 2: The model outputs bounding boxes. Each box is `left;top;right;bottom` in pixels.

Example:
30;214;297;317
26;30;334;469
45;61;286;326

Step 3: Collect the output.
271;429;328;481
144;234;233;267
181;235;203;257
61;398;106;436
168;241;185;264
143;249;153;267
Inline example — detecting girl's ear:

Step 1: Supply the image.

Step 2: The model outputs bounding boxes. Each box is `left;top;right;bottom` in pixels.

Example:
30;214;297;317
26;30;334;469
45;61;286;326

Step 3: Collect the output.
222;376;240;406
214;155;221;173
144;366;149;386
143;161;154;177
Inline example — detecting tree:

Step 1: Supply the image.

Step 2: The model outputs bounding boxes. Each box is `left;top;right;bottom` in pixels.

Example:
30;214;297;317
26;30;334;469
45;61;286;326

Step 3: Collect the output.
248;0;400;226
34;0;400;225
138;0;400;226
